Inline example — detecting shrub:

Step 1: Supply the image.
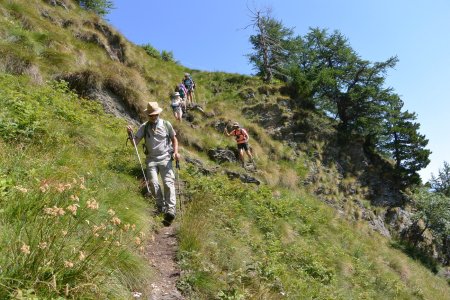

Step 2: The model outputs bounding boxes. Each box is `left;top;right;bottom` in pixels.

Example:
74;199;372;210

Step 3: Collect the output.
76;0;114;16
141;43;160;59
161;50;175;62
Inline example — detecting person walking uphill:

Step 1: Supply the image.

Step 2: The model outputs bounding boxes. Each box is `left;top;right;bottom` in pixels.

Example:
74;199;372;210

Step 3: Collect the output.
224;122;254;167
127;102;180;225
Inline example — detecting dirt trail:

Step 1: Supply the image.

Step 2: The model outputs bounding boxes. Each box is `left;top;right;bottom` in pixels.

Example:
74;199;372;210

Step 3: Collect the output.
144;224;184;300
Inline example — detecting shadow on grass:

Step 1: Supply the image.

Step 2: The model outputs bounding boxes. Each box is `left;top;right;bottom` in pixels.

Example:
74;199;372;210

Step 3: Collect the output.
390;240;439;274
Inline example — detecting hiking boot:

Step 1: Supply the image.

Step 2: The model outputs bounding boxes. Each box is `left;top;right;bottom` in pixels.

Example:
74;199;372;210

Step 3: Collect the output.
163;212;176;226
154;206;166;215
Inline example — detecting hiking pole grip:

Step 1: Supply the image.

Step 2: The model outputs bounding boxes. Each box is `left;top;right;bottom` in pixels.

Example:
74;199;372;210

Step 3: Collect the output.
176;160;180;169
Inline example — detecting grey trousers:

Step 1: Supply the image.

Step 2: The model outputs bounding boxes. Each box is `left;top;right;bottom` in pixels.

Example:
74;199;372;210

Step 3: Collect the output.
147;159;176;214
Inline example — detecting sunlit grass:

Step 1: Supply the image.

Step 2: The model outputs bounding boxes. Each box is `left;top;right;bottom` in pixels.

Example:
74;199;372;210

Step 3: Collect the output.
177;169;450;299
0;74;152;298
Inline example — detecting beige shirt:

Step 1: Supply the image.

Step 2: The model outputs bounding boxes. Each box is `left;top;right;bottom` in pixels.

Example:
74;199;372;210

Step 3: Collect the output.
135;118;175;165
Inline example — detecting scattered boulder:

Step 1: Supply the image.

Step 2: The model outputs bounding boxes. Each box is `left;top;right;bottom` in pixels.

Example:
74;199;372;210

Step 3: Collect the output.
210;119;229;133
185;157;218;175
207;148;237;164
225;170;261;185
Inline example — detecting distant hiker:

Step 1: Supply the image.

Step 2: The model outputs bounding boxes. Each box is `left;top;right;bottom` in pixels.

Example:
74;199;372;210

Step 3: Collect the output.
127;102;180;225
183;73;195;107
176;82;188;102
224;122;254;167
171;92;185;122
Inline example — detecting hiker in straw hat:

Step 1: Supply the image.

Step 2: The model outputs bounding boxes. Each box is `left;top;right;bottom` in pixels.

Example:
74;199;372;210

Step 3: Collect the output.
127;101;180;225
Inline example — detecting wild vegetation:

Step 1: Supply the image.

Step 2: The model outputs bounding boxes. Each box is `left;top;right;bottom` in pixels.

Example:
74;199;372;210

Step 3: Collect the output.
248;9;430;186
0;74;151;298
0;0;449;299
246;8;449;270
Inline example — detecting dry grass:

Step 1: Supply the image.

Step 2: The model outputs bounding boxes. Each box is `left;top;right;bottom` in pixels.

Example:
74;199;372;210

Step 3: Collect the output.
261;167;281;187
279;167;299;190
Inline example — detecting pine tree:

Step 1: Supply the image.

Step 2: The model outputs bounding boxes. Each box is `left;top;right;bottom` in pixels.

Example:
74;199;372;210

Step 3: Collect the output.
290;28;398;134
430;161;450;196
247;8;294;83
382;101;431;185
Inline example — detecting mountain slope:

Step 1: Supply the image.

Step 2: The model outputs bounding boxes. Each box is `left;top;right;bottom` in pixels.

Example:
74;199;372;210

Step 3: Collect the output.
0;0;449;299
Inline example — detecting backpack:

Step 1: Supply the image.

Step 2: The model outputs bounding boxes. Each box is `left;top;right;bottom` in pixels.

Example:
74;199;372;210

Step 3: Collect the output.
233;128;249;143
183;77;194;90
177;85;186;98
142;119;172;155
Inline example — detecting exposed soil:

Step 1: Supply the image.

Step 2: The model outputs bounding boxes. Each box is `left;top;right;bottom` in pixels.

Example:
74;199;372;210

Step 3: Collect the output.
144;224;184;300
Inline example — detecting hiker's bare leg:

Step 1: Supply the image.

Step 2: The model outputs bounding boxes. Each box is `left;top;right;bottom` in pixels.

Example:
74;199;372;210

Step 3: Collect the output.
188;91;193;106
239;149;245;166
175;109;182;122
246;149;254;162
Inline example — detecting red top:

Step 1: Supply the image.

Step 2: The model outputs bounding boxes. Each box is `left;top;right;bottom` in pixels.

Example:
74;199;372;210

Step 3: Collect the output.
230;128;249;144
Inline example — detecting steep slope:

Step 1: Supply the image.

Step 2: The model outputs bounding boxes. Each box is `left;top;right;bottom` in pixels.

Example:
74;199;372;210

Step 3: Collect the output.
0;0;449;299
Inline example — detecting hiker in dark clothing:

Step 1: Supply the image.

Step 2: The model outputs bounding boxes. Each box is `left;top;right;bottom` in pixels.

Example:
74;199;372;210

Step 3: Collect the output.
177;82;187;101
127;102;180;224
183;73;195;107
224;122;254;167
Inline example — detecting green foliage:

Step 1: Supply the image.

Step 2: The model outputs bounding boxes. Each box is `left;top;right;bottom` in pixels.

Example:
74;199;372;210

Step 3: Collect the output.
411;188;450;245
76;0;114;16
247;17;430;185
248;8;295;82
430;161;450;196
292;28;399;135
140;44;175;62
177;167;450;299
0;1;447;298
381;98;431;185
141;43;160;59
0;77;80;142
161;50;175;62
0;74;150;298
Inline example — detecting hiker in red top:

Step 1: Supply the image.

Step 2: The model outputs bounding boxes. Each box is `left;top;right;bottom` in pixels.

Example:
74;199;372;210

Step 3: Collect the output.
224;122;254;167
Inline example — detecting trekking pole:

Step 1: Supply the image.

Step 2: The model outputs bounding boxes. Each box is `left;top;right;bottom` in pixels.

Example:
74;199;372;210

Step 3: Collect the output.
127;131;151;195
175;160;182;216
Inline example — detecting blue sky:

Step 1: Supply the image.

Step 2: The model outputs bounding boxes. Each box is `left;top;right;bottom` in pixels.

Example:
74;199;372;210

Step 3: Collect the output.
107;0;450;182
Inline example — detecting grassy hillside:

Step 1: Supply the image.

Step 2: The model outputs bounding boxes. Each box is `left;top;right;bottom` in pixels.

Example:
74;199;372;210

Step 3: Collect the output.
0;74;152;298
0;0;449;299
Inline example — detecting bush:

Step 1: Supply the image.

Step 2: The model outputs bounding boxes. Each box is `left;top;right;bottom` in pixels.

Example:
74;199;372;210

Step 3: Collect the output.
77;0;114;16
161;50;175;62
141;43;160;59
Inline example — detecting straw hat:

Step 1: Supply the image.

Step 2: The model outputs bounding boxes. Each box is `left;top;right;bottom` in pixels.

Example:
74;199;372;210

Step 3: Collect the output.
232;122;240;128
144;102;163;115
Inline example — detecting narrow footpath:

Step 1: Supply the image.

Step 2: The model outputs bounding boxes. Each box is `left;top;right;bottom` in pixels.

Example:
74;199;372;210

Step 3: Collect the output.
144;224;184;300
